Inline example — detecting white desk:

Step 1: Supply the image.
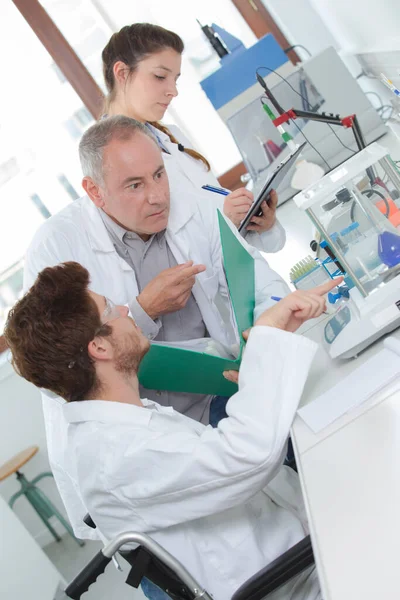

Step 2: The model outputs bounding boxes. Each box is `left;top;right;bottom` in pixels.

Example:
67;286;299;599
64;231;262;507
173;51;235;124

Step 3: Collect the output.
291;323;400;600
270;126;400;599
296;383;400;600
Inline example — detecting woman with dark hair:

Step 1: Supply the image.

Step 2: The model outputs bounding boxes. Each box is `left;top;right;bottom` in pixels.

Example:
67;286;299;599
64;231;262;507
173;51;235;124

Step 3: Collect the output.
101;22;286;253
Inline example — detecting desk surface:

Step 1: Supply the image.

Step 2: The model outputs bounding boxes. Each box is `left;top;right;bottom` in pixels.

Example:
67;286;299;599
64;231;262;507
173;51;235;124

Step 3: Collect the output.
297;382;400;600
291;305;400;600
273;126;400;600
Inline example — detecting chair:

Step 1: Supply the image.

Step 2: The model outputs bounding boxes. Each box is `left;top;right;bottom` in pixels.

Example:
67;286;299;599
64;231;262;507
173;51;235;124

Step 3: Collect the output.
63;514;315;599
0;446;83;546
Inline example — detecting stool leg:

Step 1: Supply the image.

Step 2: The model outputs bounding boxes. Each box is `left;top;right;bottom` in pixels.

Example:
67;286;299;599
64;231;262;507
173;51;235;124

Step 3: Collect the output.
31;471;54;486
13;472;84;547
34;486;84;547
24;486;62;542
9;489;25;510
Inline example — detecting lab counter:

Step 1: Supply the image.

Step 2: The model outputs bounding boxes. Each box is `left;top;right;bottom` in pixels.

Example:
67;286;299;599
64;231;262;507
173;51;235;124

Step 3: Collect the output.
291;317;400;600
268;124;400;599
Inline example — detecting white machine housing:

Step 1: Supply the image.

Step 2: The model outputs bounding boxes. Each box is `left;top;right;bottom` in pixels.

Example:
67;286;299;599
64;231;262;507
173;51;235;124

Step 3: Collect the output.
294;142;400;359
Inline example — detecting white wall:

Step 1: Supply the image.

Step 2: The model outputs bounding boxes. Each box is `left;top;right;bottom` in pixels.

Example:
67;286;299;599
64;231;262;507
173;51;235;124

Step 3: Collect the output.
308;0;400;52
262;0;400;57
263;0;400;56
0;358;68;547
262;0;339;58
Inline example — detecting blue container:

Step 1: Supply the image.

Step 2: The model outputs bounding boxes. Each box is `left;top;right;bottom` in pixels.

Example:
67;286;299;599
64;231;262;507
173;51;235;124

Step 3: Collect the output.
200;34;289;110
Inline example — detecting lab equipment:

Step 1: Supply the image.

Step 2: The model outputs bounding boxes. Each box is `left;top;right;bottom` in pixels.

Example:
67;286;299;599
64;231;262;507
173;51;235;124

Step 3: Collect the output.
239;142;306;233
222;46;387;200
319;239;345;274
294;142;400;358
197;20;228;59
380;73;400;98
201;184;229;195
289;256;332;290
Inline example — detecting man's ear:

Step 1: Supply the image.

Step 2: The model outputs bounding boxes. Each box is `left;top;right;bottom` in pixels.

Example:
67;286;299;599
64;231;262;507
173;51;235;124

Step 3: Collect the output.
88;336;113;362
82;177;104;208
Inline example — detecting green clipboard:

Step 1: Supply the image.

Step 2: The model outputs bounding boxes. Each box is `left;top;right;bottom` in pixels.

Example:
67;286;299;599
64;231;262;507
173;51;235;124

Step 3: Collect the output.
138;211;255;396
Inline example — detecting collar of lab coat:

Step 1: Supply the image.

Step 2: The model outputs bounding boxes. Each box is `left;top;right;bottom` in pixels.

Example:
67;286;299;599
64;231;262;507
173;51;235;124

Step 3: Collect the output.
81;189;197;254
147;123;169;144
63;397;174;427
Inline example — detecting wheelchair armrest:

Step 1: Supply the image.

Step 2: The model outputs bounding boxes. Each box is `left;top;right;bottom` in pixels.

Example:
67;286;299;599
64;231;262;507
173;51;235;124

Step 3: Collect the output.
231;535;314;600
65;531;213;600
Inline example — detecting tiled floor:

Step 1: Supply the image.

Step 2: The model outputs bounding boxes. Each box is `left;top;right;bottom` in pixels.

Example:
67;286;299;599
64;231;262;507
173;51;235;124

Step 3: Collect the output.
44;533;146;600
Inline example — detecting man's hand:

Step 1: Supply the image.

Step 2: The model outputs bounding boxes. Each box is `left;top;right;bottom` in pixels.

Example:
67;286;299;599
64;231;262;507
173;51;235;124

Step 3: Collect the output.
254;278;341;333
137;261;206;319
223;188;253;228
246;190;278;234
223;278;342;384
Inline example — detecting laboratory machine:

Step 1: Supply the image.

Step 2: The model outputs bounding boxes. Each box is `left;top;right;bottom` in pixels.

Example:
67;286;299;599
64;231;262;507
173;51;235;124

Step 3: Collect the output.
294;142;400;359
200;37;387;203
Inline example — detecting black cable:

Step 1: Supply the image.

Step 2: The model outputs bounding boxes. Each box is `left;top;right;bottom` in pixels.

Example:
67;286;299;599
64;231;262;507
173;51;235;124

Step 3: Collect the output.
283;44;312;58
362;188;390;216
356;70;380;80
256;66;357;156
289;118;331;171
365;91;384;109
378;105;394;122
350;187;390;221
260;96;331;169
260;95;331;171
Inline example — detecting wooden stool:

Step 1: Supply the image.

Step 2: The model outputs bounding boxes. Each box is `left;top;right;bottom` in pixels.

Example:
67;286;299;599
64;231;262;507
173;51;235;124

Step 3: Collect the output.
0;446;83;546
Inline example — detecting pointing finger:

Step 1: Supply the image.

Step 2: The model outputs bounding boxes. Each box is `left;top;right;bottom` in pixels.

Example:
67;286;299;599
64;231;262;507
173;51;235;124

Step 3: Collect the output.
177;263;207;282
311;277;344;296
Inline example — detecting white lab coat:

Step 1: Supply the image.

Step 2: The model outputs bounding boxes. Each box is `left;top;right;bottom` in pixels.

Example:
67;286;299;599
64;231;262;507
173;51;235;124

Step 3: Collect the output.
63;326;320;600
23;188;290;539
153;124;286;253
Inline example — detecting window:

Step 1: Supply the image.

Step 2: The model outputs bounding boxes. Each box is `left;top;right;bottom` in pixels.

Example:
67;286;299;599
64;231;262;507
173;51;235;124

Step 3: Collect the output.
58;174;79;201
0;2;94;332
64;106;94;140
30;194;52;219
0;157;19;187
0;260;24;334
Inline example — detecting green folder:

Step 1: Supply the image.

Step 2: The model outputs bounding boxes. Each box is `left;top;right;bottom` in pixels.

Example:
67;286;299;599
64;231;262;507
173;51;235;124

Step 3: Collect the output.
138;211;255;396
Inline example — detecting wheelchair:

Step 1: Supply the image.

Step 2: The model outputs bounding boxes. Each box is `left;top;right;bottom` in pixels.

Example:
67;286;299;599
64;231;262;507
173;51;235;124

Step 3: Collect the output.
58;514;315;600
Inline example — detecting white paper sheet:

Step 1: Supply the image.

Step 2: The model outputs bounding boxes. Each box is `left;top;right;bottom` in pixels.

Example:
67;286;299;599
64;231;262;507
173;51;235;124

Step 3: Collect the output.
298;336;400;433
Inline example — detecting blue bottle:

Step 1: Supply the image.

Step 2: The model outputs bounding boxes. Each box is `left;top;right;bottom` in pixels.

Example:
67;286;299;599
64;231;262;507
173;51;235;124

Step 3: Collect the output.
378;231;400;268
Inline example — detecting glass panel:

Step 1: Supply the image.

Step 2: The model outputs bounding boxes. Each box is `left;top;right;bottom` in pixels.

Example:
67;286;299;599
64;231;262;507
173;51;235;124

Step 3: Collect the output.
0;1;95;332
40;0;258;175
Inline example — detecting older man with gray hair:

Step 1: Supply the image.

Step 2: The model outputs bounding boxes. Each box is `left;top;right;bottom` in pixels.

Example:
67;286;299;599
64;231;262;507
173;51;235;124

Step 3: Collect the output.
23;115;289;541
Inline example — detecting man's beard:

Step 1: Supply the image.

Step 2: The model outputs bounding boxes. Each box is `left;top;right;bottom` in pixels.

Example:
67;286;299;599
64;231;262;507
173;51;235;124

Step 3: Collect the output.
112;332;150;376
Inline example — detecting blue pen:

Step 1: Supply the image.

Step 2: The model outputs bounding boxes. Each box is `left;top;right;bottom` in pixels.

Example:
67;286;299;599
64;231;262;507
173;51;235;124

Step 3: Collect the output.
202;184;230;196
